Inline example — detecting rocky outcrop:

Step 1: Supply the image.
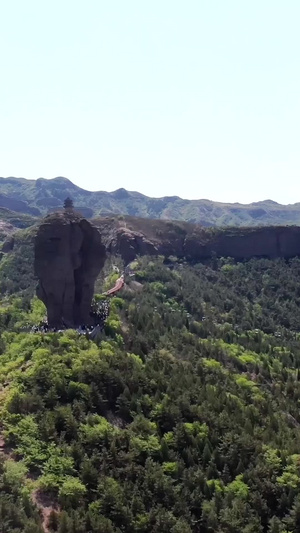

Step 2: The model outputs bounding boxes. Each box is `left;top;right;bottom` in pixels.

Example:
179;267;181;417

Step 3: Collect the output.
183;226;300;260
2;236;15;253
34;212;106;327
94;217;300;263
106;227;158;263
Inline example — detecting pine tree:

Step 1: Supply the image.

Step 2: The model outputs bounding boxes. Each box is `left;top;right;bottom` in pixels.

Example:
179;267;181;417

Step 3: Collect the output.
267;516;283;533
202;442;212;466
58;512;69;533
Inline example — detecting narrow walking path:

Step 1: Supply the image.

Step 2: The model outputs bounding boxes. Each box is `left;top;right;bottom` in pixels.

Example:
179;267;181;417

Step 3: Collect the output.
104;274;125;296
32;489;59;533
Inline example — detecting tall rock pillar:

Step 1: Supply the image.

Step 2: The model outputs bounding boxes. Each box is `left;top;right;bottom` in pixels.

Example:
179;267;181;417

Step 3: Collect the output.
34;212;106;327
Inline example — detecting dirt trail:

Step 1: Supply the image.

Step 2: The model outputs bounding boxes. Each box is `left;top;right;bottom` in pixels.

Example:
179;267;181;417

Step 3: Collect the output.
105;275;125;296
0;427;58;533
32;489;59;533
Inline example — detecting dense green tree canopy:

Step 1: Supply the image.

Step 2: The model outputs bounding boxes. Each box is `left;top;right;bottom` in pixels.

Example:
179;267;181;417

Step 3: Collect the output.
1;255;300;531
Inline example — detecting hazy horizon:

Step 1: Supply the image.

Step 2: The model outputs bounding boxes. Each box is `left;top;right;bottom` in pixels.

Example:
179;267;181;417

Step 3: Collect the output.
1;175;297;206
1;1;300;205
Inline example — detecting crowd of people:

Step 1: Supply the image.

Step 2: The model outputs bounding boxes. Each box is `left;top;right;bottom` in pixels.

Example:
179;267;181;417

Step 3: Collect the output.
31;265;128;336
31;299;111;336
90;298;110;326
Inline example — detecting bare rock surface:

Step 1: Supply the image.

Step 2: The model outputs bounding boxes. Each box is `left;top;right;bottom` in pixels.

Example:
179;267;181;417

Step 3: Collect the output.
94;216;300;263
34;212;106;327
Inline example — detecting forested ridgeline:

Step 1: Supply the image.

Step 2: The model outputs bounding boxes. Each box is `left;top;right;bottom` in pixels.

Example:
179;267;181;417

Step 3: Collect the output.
2;176;300;226
1;257;300;531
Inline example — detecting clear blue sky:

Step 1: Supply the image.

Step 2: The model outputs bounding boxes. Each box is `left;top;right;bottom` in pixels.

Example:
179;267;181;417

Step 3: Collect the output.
1;0;300;204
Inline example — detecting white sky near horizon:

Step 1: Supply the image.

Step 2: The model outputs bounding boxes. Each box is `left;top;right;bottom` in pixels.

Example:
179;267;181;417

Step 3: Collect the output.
1;1;300;204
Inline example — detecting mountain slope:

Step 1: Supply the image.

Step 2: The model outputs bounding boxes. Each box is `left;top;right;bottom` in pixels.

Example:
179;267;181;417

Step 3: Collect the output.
2;256;300;531
0;208;38;246
1;176;300;226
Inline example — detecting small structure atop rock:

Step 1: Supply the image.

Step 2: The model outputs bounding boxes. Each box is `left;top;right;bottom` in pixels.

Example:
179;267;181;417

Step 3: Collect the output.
63;197;74;210
34;211;106;328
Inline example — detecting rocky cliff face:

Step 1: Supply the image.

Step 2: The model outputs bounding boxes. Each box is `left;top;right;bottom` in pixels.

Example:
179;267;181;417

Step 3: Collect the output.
94;217;300;263
6;214;300;308
34;212;106;327
183;226;300;260
106;227;158;263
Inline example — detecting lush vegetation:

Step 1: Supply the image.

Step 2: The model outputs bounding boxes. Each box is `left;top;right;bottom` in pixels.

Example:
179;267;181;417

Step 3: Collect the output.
0;208;37;248
2;256;300;531
0;208;38;230
1;176;300;225
0;226;37;297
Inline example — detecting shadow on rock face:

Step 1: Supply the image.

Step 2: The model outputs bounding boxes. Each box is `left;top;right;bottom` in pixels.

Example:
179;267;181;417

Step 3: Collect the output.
34;212;106;327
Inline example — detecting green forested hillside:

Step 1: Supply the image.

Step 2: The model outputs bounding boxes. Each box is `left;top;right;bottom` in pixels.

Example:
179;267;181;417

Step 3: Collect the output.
1;256;300;531
1;176;300;226
0;208;38;229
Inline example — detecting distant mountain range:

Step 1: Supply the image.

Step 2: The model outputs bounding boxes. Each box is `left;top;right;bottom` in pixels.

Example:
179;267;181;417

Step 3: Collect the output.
0;176;300;227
